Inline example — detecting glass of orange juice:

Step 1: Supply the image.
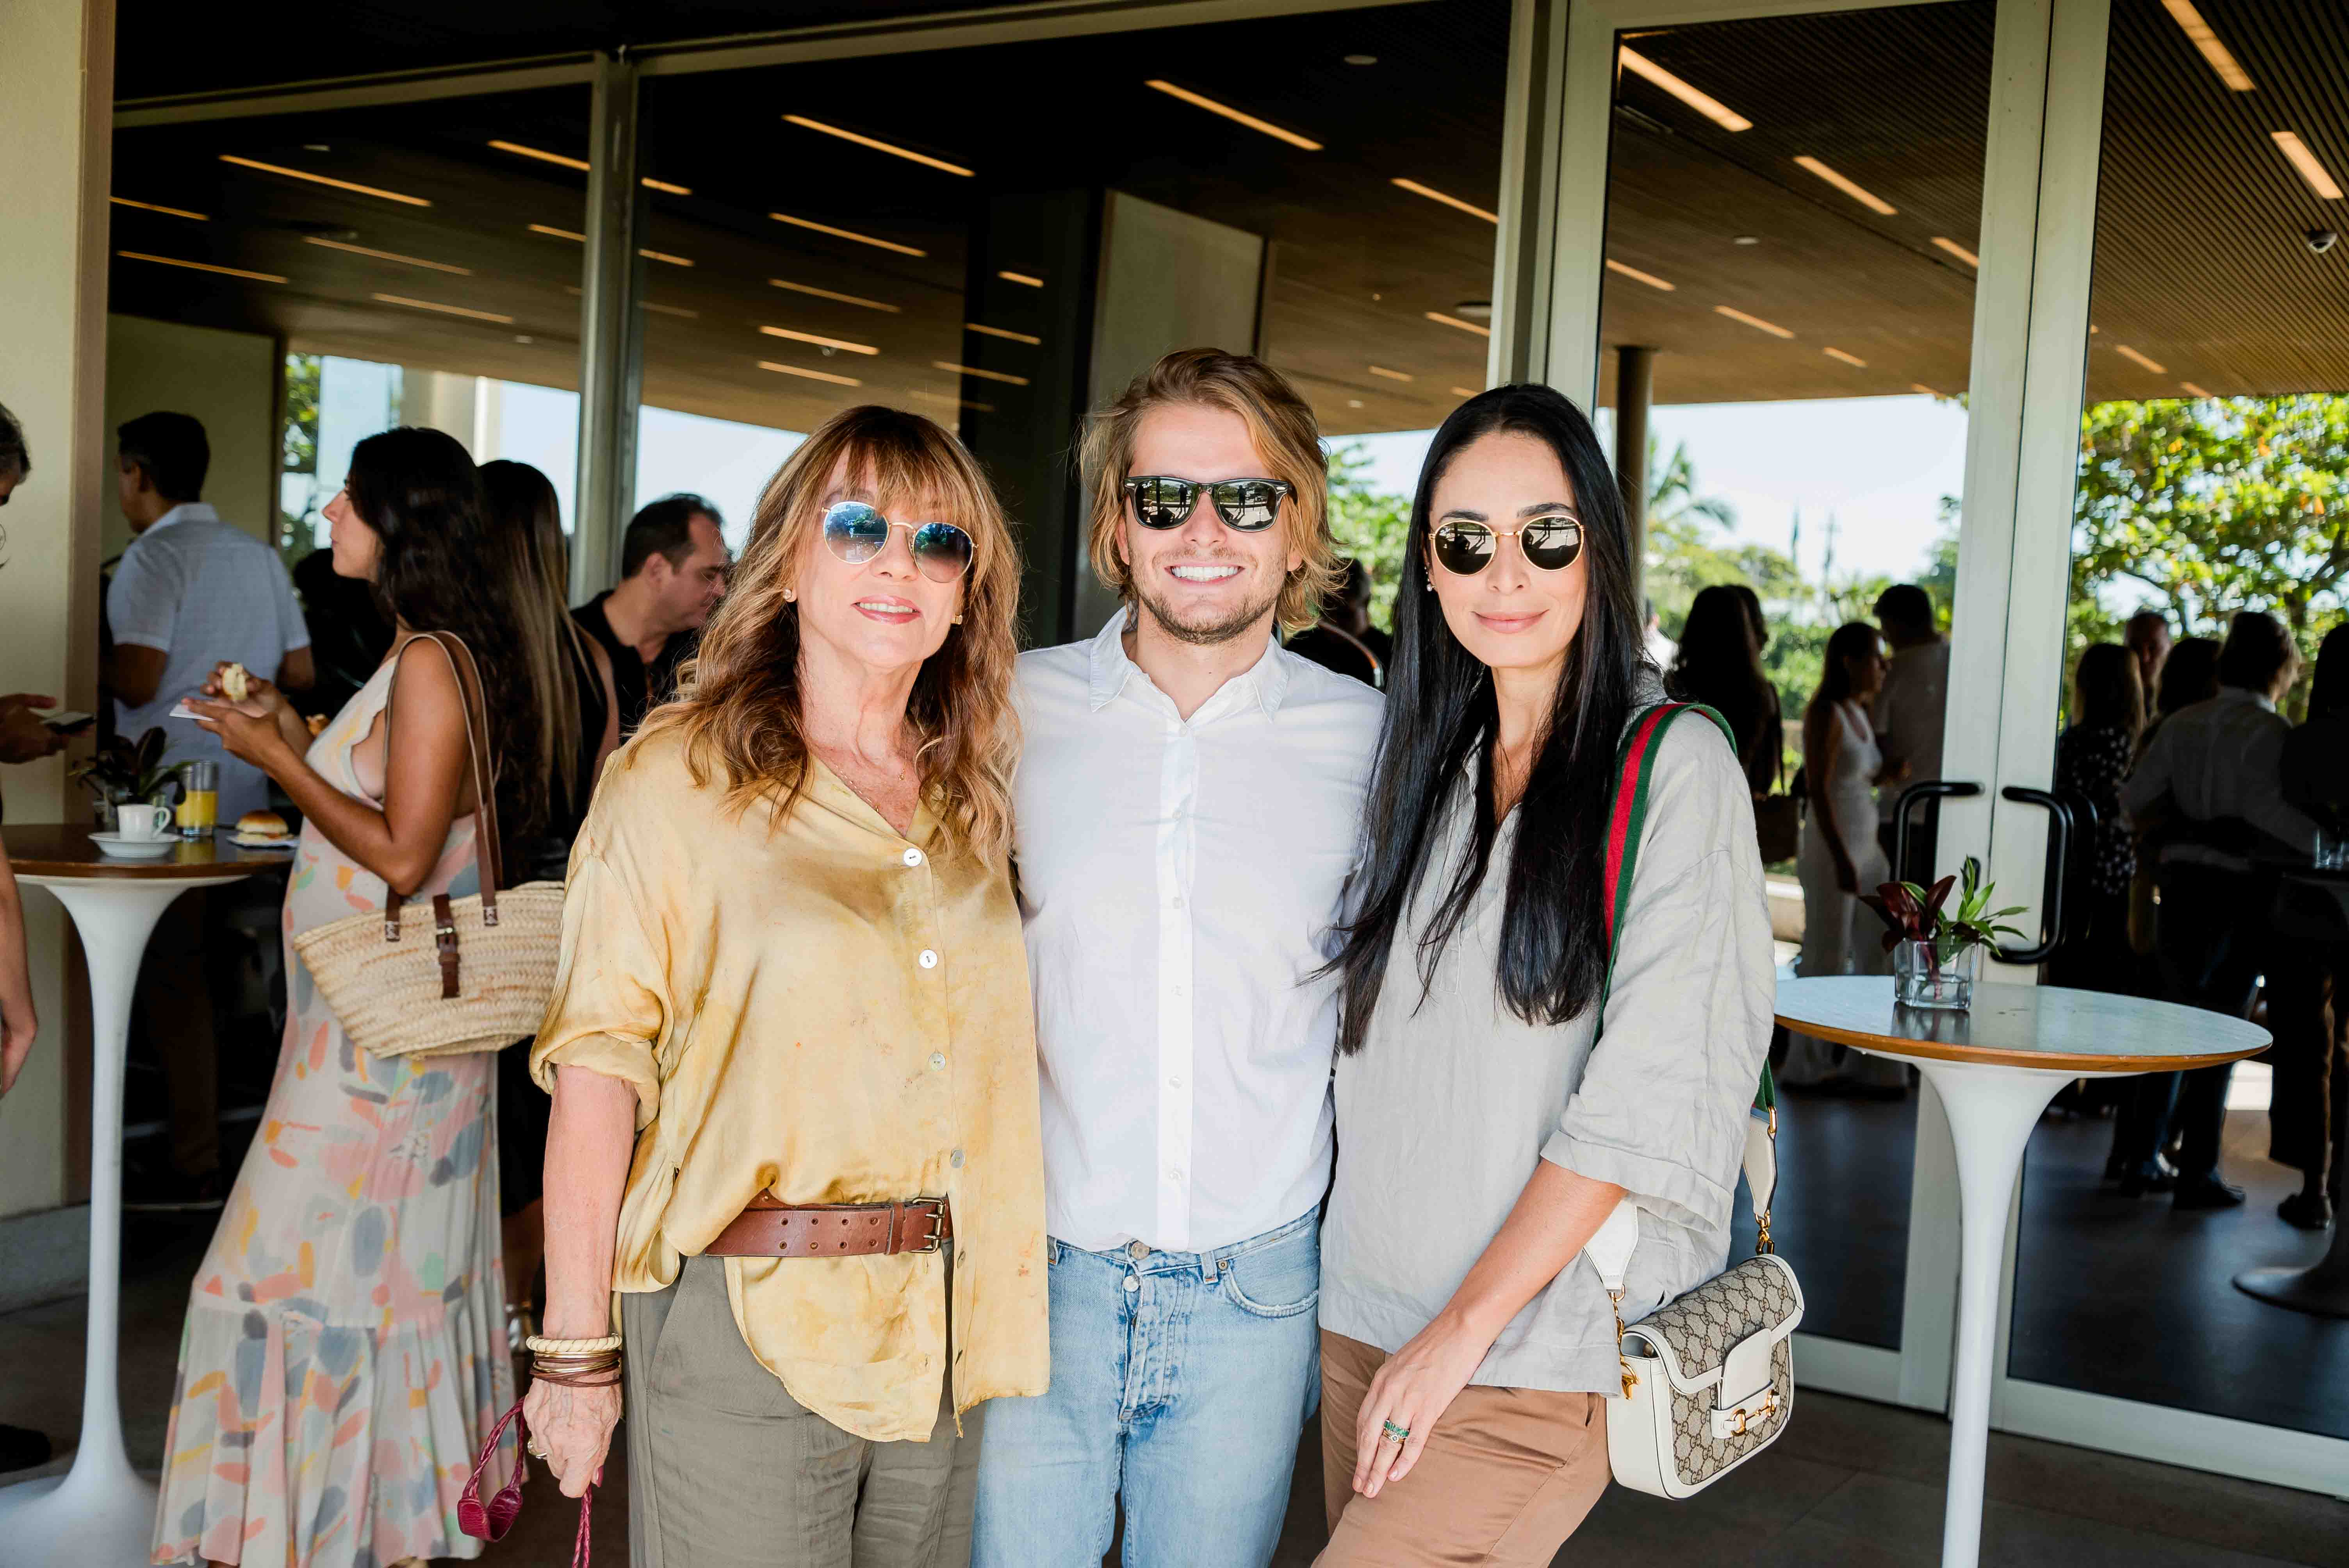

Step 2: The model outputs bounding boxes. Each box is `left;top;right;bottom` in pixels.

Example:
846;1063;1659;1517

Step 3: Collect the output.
176;760;218;839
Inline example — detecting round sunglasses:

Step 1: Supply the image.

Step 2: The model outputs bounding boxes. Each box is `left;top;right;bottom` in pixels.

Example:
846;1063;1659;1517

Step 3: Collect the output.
1431;514;1585;576
1124;475;1293;533
822;501;973;583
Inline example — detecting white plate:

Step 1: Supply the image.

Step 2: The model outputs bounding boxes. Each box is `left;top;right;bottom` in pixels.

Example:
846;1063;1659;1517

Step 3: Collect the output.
89;832;178;859
231;834;296;850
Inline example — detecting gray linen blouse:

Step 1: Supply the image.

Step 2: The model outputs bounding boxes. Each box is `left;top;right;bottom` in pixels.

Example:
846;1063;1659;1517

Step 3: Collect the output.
1319;712;1778;1395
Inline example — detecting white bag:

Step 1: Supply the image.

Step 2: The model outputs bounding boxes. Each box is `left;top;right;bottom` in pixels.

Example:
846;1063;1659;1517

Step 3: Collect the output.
1584;1108;1803;1499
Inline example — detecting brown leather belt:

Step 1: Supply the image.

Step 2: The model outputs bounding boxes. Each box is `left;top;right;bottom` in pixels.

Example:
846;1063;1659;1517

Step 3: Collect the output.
704;1196;952;1258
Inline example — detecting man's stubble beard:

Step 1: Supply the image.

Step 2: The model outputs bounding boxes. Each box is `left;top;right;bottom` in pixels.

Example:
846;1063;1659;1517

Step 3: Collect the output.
1131;571;1285;648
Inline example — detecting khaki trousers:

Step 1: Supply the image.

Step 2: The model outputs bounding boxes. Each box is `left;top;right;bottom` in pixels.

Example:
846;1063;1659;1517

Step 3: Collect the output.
622;1252;982;1568
1316;1331;1610;1566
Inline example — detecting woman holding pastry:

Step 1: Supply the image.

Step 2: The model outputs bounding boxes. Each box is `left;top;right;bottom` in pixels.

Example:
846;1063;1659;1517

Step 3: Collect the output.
153;426;560;1568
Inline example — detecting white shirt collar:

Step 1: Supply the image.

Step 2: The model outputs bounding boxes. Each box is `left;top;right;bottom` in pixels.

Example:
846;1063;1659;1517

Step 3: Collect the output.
2214;685;2276;714
1085;606;1292;720
145;502;219;535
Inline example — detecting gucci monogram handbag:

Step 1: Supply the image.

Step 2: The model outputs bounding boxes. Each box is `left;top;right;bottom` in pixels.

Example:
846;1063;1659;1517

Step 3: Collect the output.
290;632;566;1060
1584;703;1804;1500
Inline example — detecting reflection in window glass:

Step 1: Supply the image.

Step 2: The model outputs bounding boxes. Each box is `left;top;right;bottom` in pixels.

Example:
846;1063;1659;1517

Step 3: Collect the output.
1598;1;1998;1352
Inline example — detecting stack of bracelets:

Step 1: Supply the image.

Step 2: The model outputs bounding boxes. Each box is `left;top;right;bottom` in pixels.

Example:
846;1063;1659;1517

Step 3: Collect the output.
521;1335;624;1461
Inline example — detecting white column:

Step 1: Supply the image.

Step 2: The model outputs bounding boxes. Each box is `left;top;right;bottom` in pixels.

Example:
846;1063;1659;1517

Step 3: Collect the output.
0;0;115;1222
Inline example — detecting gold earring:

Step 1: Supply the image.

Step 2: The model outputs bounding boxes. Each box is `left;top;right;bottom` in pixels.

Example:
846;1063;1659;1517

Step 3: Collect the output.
782;587;796;602
952;613;964;625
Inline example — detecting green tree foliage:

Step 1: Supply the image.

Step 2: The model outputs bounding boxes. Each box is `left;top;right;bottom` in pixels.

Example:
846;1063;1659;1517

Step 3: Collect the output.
1326;442;1413;631
279;354;323;566
2070;395;2349;695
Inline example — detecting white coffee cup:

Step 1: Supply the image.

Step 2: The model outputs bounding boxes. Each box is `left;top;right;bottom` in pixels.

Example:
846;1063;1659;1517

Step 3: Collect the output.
116;803;173;841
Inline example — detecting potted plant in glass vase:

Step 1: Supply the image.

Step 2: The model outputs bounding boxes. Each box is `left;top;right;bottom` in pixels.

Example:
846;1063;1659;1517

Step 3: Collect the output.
1861;862;2029;1010
71;727;185;833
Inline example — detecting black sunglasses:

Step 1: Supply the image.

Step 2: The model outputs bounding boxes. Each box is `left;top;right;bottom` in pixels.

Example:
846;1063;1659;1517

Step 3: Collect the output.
1431;515;1585;576
822;501;973;583
1124;475;1293;532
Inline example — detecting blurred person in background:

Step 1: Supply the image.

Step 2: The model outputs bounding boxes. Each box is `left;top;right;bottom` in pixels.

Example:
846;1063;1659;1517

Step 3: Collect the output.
1667;583;1782;797
2271;624;2349;1229
2050;644;2144;997
1871;583;1947;884
573;490;731;737
478;458;620;1343
2120;611;2317;1211
156;427;555;1568
2125;609;2173;704
1287;558;1385;688
1784;621;1907;1093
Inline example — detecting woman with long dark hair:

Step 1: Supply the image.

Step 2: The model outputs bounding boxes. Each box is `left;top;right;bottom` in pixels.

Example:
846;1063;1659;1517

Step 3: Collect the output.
1780;620;1904;1090
1314;386;1775;1561
1668;581;1782;795
159;428;551;1567
2049;643;2144;996
477;460;620;1347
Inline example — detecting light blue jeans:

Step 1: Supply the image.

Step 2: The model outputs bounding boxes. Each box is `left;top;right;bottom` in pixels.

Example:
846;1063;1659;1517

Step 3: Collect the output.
971;1207;1321;1568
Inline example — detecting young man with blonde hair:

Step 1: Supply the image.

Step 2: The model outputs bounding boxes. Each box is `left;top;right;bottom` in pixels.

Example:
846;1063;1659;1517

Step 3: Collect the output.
973;349;1384;1567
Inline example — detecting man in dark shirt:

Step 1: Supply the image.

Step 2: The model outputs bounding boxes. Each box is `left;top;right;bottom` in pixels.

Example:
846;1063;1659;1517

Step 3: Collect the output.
574;492;731;736
1285;558;1388;689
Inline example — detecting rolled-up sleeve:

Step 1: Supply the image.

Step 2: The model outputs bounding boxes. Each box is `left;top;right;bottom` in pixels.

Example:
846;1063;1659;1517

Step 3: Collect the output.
530;836;669;1127
1543;728;1777;1235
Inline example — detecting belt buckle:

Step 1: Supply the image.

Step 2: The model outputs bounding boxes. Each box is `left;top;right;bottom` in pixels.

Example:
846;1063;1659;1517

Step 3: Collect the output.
904;1197;947;1254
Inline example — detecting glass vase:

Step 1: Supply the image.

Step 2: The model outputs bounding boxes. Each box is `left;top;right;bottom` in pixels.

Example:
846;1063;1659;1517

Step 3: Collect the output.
1894;939;1977;1010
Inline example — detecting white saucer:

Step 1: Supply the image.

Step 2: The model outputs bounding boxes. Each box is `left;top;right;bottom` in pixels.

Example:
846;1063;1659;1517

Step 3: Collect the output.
89;832;178;859
231;834;295;850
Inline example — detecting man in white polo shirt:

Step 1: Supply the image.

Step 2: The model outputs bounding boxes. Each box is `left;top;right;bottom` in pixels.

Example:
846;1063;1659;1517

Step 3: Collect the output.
972;350;1383;1568
103;411;311;1210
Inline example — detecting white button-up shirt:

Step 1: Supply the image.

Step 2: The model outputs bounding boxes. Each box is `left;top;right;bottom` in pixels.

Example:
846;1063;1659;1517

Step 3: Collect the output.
1013;612;1384;1253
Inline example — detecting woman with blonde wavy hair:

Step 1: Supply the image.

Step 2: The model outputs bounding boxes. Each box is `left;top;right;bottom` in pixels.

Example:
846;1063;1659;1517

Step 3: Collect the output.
521;405;1048;1567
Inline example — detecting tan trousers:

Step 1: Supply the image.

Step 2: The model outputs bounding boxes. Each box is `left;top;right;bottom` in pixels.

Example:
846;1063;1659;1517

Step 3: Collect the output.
622;1253;982;1568
1316;1331;1610;1566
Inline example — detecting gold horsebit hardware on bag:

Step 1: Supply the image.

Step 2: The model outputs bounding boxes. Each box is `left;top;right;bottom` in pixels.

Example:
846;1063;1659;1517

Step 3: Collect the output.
1610;1288;1636;1397
1731;1394;1779;1437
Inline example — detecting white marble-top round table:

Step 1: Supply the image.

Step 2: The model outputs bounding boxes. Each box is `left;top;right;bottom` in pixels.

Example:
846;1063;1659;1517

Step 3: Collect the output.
0;825;288;1566
1773;976;2269;1568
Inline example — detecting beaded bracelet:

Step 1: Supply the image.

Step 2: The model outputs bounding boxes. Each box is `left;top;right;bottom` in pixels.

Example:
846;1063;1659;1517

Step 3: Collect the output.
525;1334;623;1356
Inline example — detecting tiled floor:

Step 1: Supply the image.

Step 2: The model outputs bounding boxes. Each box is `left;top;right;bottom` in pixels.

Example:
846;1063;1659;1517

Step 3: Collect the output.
3;1217;2343;1567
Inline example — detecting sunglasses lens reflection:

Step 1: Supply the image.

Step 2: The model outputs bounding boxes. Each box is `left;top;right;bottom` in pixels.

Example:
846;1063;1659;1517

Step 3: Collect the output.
1132;478;1196;529
1433;523;1495;575
824;502;889;563
913;523;974;582
1522;519;1583;571
1212;481;1281;531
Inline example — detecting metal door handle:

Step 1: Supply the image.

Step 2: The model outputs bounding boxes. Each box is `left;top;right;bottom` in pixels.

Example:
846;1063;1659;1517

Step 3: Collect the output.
1891;780;1981;882
1996;785;2072;966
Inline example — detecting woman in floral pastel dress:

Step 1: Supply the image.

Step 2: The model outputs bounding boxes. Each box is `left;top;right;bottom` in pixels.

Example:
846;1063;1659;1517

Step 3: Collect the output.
159;428;557;1568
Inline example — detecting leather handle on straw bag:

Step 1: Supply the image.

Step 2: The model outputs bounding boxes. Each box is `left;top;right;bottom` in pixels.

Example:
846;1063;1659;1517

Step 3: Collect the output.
458;1397;594;1567
376;631;507;949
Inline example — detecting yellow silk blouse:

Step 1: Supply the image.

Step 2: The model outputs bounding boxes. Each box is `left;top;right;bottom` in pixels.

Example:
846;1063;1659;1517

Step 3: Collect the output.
531;729;1048;1442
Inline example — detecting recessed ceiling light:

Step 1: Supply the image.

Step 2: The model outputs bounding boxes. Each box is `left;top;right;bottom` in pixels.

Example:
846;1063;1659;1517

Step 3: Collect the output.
1453;301;1492;320
1823;346;1868;368
1391;178;1498;224
528;223;587;241
1617;48;1752;132
1344;53;1378;66
1424;311;1491;339
2179;380;2214;397
638;247;694;268
1144;80;1323;151
1606;258;1676;292
1909;383;1940;396
782;115;974;177
1931;237;1980;266
2272;132;2344;201
514;334;534;344
303;236;472;274
111;196;208;221
966;322;1043;345
760;324;879;355
117;250;285;283
758;360;863;387
2114;344;2168;372
1449;386;1480;398
303;143;330;153
772;279;902;313
998;270;1044;287
771;211;927;257
1715;305;1794;339
640;176;692;196
1368;365;1414;382
490;139;589;173
1794;156;1896;215
2159;0;2255;91
1732;235;1760;246
934;360;1031;387
372;292;513;324
909;388;996;413
1346;398;1364;409
219;155;430;207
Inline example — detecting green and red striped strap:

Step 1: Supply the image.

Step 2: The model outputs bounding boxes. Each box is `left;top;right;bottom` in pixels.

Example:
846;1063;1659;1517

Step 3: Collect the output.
1599;701;1777;1116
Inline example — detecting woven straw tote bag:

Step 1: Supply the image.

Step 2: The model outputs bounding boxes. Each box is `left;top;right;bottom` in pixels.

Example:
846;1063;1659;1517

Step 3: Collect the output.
291;631;564;1060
